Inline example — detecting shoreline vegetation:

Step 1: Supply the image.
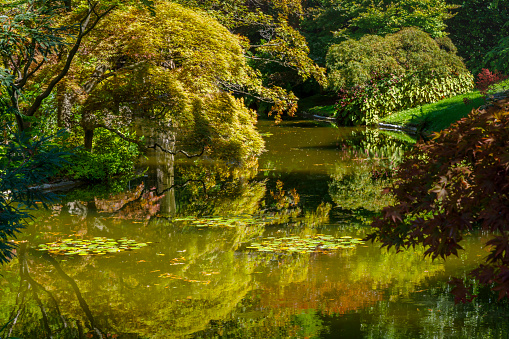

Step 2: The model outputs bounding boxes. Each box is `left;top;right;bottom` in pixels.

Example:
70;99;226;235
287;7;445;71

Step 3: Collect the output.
299;78;509;137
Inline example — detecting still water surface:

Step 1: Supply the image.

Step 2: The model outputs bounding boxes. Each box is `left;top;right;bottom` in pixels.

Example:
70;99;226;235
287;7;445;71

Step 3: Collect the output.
1;120;508;338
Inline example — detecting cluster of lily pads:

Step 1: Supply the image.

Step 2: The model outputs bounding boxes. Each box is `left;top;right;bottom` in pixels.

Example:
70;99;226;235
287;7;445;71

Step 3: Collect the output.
246;235;364;254
37;237;149;256
172;215;275;228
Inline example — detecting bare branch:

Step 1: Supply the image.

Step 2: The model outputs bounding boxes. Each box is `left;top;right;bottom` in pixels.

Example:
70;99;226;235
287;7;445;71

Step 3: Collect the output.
96;124;203;159
147;143;205;158
249;43;282;48
24;3;117;119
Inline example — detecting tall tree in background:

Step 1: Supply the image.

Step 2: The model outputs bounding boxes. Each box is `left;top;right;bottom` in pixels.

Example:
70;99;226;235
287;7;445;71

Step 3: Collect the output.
446;0;509;74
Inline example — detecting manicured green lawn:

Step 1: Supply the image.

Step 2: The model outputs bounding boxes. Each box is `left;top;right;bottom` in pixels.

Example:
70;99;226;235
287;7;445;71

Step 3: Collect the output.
381;90;485;133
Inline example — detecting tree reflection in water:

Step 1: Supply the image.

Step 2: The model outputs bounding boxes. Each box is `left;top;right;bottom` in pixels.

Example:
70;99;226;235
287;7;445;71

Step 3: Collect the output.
1;125;509;338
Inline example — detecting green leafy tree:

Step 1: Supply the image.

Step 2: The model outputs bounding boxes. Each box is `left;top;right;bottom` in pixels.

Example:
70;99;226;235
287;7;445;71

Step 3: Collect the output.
177;0;327;92
446;0;509;74
0;0;148;131
302;0;454;64
45;2;265;162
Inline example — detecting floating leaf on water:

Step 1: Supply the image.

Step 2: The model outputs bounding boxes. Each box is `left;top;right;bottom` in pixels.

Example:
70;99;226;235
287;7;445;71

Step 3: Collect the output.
37;237;151;257
246;235;364;254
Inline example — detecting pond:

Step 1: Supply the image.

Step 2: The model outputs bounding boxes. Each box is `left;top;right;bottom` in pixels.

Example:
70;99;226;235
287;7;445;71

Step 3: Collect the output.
1;120;508;338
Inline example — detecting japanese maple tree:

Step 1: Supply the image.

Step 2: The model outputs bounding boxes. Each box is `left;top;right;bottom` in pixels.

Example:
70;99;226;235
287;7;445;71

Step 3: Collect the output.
368;97;509;302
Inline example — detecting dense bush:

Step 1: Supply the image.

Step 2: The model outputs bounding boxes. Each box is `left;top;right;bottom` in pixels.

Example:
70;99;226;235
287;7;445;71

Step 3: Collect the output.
64;128;141;182
367;99;509;302
475;68;508;94
327;27;473;125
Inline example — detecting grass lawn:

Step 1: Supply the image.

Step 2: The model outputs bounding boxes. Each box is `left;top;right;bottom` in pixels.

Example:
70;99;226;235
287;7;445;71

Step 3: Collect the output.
381;90;485;133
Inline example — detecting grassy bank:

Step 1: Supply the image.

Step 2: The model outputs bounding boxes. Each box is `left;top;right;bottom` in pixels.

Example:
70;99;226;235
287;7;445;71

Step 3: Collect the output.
381;90;485;133
299;80;509;134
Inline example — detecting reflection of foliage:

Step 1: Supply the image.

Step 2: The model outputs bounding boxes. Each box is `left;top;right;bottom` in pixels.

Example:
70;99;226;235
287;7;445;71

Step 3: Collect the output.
329;162;395;213
269;180;300;210
345;128;413;170
369;101;509;302
174;159;266;217
350;246;445;298
303;202;331;226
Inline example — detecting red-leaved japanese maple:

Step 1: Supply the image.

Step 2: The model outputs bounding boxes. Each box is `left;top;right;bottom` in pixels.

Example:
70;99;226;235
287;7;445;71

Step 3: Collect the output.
367;97;509;302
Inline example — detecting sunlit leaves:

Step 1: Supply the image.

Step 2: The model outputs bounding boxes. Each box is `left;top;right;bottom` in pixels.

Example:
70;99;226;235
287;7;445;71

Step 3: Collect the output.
246;235;364;253
37;237;148;256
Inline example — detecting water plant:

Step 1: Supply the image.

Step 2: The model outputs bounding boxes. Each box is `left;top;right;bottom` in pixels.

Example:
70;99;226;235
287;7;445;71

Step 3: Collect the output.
172;215;276;228
246;235;364;254
37;237;149;256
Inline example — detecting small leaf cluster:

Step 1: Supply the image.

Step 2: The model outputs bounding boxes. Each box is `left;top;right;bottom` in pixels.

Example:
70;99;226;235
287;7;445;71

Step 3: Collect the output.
367;98;509;301
475;68;508;94
327;27;472;125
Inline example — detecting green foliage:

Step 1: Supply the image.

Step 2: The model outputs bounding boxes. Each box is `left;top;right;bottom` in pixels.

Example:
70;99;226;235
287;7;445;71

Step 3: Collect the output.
53;2;265;162
176;0;326;89
349;0;453;38
381;89;485;133
0;0;153;131
327;27;473;124
64;128;140;182
0;125;69;263
446;0;509;74
329;129;407;212
302;0;453;64
484;35;509;75
368;99;509;301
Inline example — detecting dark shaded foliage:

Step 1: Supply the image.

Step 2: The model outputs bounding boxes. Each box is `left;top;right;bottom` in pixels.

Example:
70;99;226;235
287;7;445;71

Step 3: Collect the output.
446;0;509;74
0;126;70;263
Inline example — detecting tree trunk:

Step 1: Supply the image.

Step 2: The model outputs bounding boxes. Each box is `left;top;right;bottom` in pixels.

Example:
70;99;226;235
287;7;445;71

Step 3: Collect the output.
57;83;74;129
84;128;94;152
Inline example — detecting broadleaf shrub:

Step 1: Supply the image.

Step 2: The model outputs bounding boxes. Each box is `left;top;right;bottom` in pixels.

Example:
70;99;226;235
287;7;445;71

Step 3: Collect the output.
327;27;473;125
367;97;509;302
475;68;508;94
64;128;141;182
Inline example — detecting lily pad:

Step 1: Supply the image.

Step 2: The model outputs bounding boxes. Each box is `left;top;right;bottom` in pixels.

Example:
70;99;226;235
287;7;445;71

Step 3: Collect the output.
37;237;150;256
172;215;279;228
246;235;365;254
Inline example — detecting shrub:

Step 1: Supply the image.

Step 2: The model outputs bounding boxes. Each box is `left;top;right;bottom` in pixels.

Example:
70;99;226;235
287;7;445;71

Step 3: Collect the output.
327;27;473;125
475;68;508;94
64;128;141;182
